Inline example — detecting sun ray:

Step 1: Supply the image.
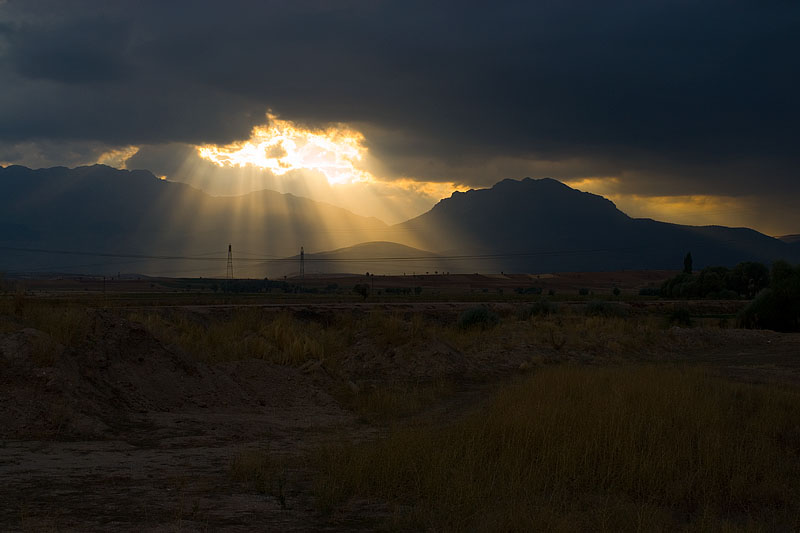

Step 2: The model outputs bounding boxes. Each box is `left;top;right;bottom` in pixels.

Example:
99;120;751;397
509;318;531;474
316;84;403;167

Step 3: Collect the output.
190;112;472;268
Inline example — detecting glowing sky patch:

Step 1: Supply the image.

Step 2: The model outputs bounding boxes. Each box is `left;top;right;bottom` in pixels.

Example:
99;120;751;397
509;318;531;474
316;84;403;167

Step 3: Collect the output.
196;114;373;185
97;145;139;169
388;178;468;201
611;194;751;223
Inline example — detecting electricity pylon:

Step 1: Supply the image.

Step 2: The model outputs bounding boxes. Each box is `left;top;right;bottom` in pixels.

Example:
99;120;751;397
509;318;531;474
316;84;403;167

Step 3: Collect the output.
300;246;305;280
226;244;234;280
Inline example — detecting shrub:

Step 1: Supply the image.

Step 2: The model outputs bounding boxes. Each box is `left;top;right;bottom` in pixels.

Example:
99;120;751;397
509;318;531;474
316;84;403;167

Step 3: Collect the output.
352;283;370;300
730;261;769;297
639;286;660;297
738;261;800;332
578;288;590;296
738;288;798;332
518;300;558;320
710;289;740;300
668;306;693;327
457;306;499;330
515;287;543;295
584;300;628;318
661;262;769;299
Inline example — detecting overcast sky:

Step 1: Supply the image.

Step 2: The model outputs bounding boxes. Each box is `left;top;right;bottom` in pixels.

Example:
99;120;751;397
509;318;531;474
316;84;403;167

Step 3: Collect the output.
1;1;798;232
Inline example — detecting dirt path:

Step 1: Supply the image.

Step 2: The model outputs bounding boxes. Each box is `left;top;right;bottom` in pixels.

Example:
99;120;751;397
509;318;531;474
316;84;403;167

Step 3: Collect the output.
665;329;800;386
0;388;380;532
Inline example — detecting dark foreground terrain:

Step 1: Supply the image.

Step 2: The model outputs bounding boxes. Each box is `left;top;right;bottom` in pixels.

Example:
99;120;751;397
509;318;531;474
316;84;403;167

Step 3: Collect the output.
1;291;799;531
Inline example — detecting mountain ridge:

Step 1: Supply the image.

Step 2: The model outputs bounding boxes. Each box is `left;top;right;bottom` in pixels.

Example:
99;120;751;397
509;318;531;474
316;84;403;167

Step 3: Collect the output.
394;176;797;271
2;165;797;275
0;164;388;277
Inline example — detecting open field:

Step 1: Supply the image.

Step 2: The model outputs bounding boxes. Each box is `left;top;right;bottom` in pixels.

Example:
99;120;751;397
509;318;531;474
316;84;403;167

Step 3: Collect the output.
1;285;799;531
3;270;676;301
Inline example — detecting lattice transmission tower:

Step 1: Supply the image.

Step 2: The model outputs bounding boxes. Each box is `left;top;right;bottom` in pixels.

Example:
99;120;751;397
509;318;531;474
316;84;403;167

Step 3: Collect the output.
226;244;234;280
300;246;305;280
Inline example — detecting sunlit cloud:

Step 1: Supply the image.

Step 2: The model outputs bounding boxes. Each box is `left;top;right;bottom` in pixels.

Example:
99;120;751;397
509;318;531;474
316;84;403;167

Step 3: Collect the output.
609;194;753;226
188;113;471;227
563;176;757;227
96;145;139;168
390;178;468;200
197;113;373;185
562;177;622;196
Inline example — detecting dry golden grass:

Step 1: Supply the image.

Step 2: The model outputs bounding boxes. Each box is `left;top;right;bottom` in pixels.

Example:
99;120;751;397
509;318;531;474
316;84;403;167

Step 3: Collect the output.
336;380;456;422
129;306;686;374
0;294;91;347
434;309;666;359
130;309;351;365
229;448;289;509
28;333;62;367
313;365;800;531
529;314;662;356
363;310;409;346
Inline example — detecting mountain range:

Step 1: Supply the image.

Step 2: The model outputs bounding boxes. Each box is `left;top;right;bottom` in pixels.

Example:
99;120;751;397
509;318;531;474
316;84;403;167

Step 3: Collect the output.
1;165;797;277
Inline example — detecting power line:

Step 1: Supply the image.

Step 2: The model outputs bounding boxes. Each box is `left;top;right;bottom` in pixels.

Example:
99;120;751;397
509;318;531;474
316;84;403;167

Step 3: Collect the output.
0;246;231;262
1;236;788;269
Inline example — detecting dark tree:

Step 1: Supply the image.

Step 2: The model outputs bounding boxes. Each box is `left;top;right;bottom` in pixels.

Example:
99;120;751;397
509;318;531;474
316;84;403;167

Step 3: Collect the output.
683;252;693;274
353;283;370;300
731;261;769;297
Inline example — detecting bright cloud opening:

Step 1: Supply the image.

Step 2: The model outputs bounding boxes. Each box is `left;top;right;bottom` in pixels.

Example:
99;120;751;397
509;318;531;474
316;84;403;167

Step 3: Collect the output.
97;145;140;168
196;113;374;185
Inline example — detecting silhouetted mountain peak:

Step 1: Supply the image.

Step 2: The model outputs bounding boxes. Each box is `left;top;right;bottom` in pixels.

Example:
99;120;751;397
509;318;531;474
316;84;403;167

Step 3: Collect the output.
396;176;797;270
429;177;627;225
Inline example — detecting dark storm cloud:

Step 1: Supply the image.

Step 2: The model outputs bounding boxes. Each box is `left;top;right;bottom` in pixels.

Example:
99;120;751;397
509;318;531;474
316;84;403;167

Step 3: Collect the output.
1;0;798;197
8;17;131;83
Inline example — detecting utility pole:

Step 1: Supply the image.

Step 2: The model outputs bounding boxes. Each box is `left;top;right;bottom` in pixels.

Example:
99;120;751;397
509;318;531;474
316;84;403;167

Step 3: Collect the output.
300;246;305;281
226;244;234;291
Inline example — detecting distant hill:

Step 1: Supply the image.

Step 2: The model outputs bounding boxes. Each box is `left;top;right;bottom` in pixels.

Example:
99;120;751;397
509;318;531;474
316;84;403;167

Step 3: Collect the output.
271;241;440;277
394;178;799;272
0;165;388;277
777;234;800;244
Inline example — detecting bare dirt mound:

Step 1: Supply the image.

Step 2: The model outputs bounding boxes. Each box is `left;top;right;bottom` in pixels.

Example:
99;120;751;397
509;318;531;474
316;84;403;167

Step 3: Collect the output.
0;312;347;440
0;310;370;531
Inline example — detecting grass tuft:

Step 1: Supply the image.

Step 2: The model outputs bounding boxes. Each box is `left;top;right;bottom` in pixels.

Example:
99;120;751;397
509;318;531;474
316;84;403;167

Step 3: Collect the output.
518;299;559;320
230;448;288;508
457;306;499;330
130;309;349;365
668;306;694;327
336;381;455;422
585;300;629;318
0;296;91;347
